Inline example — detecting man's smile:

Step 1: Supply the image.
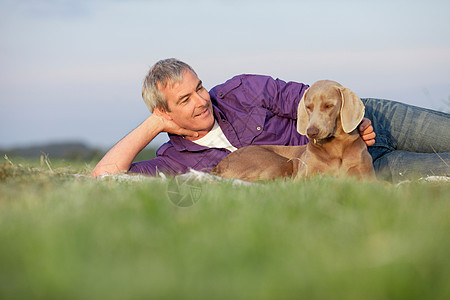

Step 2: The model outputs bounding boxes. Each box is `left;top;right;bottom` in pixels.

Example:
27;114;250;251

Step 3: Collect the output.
193;105;211;118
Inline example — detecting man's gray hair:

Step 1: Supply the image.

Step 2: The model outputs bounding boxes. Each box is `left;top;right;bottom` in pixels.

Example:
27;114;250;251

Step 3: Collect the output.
142;58;197;113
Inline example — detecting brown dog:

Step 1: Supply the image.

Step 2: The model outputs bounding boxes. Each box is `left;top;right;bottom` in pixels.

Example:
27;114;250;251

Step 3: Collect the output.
212;80;375;181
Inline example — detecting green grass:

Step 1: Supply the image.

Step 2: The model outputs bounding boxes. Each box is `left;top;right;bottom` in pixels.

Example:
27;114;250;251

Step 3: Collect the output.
0;159;449;299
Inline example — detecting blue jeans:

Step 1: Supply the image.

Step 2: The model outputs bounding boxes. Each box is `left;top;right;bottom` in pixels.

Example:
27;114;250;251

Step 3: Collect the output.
362;98;450;181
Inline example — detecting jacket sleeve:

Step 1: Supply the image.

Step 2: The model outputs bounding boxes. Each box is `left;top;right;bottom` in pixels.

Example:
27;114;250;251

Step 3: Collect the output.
128;156;186;176
243;75;309;119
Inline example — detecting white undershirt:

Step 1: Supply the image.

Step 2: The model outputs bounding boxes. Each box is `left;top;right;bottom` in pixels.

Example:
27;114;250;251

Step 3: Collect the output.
192;121;238;152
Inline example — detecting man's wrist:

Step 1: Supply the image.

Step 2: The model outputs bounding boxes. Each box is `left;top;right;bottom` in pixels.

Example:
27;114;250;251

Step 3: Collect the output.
146;114;165;135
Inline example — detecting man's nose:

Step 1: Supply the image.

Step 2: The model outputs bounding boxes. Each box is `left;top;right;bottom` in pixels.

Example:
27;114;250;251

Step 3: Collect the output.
193;91;208;106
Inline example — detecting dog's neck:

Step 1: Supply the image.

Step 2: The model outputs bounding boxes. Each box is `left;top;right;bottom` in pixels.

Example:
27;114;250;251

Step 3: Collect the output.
308;128;361;158
311;126;359;143
311;136;334;145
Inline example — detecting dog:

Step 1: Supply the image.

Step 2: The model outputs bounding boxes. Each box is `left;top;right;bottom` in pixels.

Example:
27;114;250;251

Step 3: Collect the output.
212;80;375;181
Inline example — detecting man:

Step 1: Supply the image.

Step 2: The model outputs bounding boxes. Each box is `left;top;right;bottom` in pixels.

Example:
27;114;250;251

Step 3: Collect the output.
91;58;449;181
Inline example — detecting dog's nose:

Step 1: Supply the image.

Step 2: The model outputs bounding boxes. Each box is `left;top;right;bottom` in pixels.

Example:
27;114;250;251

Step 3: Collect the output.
307;126;319;138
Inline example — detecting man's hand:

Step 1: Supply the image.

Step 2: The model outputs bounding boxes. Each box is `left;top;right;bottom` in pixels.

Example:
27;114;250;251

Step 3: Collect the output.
152;109;199;138
359;118;376;146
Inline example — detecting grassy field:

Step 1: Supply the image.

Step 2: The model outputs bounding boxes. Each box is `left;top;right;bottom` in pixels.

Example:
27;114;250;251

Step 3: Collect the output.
0;158;449;299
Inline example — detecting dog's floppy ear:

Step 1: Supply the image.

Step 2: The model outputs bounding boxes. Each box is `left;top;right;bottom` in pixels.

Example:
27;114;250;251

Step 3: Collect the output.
339;87;365;133
297;89;309;135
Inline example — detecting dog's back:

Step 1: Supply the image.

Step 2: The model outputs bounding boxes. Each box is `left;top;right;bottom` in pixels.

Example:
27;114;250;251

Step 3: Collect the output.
212;145;305;181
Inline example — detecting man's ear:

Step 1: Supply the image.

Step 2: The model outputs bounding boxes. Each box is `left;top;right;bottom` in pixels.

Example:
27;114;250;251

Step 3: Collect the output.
153;107;173;121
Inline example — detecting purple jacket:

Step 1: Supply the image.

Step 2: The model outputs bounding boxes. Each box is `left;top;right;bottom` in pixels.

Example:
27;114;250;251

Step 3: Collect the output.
129;74;309;175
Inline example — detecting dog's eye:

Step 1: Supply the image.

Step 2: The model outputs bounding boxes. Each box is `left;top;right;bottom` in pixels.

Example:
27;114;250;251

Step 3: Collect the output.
324;103;334;109
306;105;313;111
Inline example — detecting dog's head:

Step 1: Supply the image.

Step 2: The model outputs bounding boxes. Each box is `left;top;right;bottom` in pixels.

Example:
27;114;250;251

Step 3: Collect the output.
297;80;365;140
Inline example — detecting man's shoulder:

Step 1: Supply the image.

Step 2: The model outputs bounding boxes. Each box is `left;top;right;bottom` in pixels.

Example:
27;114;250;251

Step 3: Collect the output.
212;74;274;88
210;74;276;100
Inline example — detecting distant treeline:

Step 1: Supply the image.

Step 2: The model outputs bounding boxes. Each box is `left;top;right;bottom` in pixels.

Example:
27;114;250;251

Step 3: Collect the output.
1;142;157;162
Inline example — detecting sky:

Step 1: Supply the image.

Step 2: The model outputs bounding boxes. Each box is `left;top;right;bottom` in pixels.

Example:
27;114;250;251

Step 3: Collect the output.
1;0;449;150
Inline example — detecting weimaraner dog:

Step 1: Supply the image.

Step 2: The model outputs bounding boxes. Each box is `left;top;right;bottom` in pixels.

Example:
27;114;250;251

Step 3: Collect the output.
212;80;375;181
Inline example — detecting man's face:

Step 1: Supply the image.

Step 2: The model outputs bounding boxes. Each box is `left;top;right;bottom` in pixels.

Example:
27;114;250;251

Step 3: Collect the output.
159;70;214;135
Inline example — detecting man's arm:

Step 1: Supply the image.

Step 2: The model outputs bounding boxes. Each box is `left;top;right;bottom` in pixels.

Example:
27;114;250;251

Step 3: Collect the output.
91;111;198;177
